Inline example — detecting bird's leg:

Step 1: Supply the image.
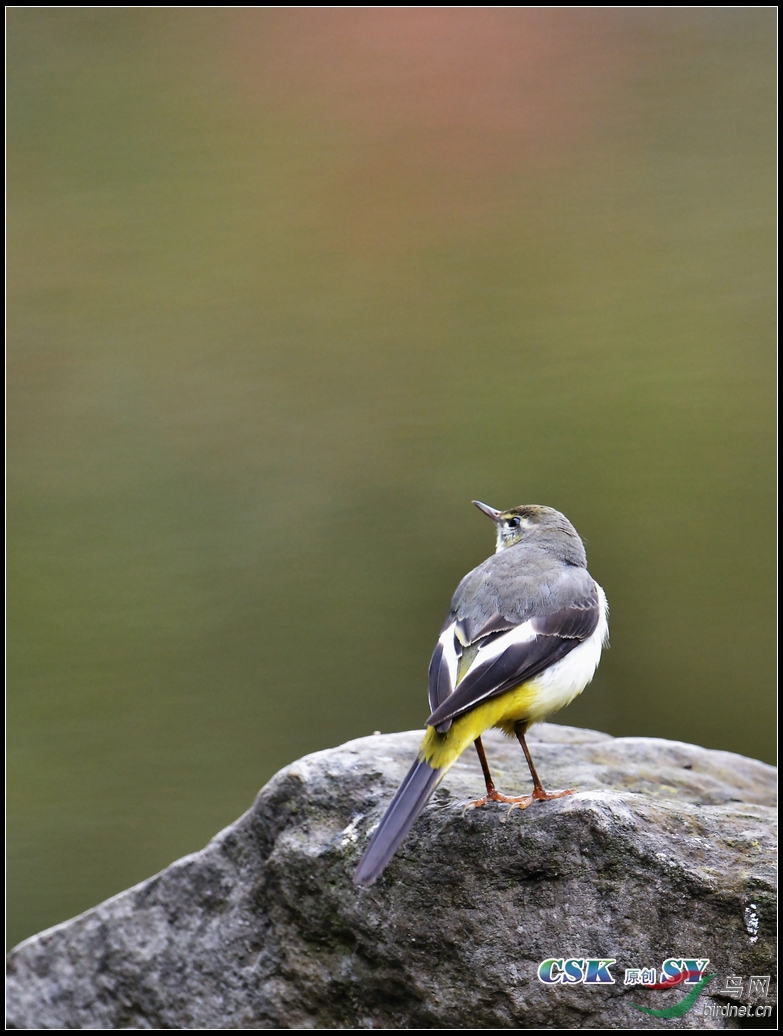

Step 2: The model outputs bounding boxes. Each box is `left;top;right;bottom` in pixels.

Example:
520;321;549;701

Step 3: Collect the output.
505;723;575;813
463;737;501;808
464;735;552;811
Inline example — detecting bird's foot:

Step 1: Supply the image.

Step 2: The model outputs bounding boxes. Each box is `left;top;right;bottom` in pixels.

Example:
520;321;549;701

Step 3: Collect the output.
462;788;537;813
504;786;575;816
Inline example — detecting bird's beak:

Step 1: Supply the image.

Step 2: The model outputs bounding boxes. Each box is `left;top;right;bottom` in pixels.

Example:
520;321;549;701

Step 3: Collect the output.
472;500;502;522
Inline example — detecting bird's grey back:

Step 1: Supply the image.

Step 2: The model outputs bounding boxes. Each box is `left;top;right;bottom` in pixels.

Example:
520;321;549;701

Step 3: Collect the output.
447;540;596;645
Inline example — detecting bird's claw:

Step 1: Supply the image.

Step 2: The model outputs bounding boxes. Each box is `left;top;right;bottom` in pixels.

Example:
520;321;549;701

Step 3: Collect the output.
464;786;575;818
501;787;576;821
534;787;576;801
462;796;490;814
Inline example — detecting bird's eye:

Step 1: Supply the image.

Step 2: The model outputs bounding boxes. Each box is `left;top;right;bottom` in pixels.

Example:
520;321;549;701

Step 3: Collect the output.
507;517;521;528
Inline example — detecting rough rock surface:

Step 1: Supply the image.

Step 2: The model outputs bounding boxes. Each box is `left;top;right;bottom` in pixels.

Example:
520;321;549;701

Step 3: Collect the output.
6;725;777;1029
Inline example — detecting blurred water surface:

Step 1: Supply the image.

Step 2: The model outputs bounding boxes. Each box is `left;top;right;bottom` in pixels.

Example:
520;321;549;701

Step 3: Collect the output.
7;8;775;948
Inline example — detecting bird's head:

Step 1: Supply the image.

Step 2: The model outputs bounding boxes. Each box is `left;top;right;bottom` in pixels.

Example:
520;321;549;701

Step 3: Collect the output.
472;500;586;563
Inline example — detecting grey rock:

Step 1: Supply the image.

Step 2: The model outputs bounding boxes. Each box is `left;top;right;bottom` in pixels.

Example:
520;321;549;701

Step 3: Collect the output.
6;725;777;1029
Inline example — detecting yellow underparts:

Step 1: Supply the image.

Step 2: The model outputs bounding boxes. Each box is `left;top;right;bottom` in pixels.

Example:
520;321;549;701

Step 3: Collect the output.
419;682;536;772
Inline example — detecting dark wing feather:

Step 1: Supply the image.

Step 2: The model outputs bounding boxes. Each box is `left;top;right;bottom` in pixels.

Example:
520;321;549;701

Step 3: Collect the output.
454;610;515;645
533;602;598;639
426;639;454;713
426;599;600;732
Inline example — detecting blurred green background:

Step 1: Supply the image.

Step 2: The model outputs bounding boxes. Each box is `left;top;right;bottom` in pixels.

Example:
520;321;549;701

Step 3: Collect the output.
7;8;775;949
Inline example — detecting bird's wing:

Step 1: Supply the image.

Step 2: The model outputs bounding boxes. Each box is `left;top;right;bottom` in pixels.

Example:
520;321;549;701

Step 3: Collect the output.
425;585;601;732
426;610;468;713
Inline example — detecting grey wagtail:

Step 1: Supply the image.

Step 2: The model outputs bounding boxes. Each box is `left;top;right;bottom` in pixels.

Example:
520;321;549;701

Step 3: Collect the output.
353;500;608;886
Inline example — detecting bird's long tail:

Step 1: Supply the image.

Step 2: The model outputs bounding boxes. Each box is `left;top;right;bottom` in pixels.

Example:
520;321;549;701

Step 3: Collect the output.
352;756;443;886
353;715;485;885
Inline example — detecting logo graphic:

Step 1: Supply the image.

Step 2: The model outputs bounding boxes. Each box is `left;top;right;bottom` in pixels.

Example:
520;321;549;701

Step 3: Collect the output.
537;959;616;984
631;966;716;1019
537;956;772;1021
